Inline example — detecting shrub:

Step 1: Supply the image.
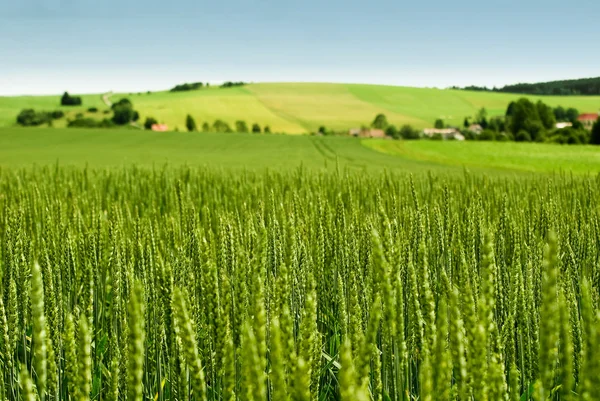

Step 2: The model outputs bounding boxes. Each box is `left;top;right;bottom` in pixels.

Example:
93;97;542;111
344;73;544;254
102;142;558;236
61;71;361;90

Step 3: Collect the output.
434;119;444;129
170;82;203;92
17;109;51;126
201;122;210;132
590;118;600;145
186;115;197;132
264;126;271;133
88;107;98;113
478;130;496;141
515;130;532;142
144;117;158;130
400;125;419;140
371;114;388;129
67;117;115;128
220;81;245;88
252;123;261;133
61;92;82;106
235;120;249;133
112;105;134;125
385;125;399;139
212;120;232;133
51;110;65;119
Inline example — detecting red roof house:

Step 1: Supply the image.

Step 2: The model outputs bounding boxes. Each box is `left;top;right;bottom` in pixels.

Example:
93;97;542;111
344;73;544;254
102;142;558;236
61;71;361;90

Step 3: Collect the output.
151;124;169;132
578;113;599;128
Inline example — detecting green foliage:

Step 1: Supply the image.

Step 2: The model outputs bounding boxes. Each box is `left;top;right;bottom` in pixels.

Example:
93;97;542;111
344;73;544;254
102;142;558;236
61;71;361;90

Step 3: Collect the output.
235;120;248;133
201;122;210;132
68;117;115;128
186;114;197;132
434;118;444;129
212;119;232;133
385;125;398;139
88;107;98;113
16;109;64;126
548;127;590;145
264;125;271;133
60;91;82;106
591;118;600;145
251;123;261;133
144;116;158;130
371;113;389;129
220;81;246;88
170;82;204;92
111;98;137;125
400;124;420;139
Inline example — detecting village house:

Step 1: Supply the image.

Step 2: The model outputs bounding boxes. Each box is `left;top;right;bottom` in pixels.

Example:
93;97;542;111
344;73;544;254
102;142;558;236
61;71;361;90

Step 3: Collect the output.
422;128;465;141
577;113;599;129
151;123;169;132
555;122;573;129
349;128;387;138
468;124;483;134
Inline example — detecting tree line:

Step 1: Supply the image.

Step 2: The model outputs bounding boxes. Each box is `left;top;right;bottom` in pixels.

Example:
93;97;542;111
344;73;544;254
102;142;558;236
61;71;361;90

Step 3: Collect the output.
454;77;600;96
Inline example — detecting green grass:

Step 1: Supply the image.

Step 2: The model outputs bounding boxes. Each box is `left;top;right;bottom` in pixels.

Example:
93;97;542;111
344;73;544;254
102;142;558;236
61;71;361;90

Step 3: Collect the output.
0;127;434;171
363;139;600;174
3;127;600;174
2;83;599;133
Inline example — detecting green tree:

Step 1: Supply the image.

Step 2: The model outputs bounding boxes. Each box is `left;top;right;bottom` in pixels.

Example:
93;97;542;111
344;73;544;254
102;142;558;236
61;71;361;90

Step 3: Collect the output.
371;114;388;129
252;123;261;133
463;118;470;128
591;118;600;145
235;120;249;133
566;108;579;123
61;91;82;106
264;126;271;133
144;117;158;130
213;120;232;133
536;100;556;130
434;119;444;129
400;124;420;139
202;122;210;132
112;105;134;125
385;125;399;139
476;107;488;123
553;106;566;121
186;115;197;132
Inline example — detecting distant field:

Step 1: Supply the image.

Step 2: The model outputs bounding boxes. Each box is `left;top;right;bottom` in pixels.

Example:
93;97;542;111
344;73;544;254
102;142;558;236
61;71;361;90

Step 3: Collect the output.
363;139;600;174
2;127;600;174
1;83;599;133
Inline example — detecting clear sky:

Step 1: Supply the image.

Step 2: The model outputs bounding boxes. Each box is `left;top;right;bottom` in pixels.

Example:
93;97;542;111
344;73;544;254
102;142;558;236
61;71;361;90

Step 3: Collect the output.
1;0;599;95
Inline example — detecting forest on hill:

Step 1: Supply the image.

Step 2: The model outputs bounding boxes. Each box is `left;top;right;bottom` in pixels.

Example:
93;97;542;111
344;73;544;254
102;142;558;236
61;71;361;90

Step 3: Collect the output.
459;77;600;96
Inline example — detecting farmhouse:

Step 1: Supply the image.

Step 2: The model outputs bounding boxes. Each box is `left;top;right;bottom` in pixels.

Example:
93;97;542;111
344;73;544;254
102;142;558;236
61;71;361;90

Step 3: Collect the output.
577;113;599;129
423;128;465;141
468;124;483;134
555;122;573;129
349;128;386;138
151;124;169;132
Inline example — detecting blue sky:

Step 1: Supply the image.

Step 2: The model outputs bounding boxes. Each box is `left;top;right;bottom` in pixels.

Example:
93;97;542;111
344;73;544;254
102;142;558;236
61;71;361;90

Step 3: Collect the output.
1;0;599;95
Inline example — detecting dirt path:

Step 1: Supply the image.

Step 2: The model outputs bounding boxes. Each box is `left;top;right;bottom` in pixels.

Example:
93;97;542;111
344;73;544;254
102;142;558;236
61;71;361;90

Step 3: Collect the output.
102;92;113;107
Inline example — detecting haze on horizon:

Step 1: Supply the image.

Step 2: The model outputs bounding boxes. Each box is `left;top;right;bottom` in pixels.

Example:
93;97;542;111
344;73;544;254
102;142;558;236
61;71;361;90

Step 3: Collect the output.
1;0;599;96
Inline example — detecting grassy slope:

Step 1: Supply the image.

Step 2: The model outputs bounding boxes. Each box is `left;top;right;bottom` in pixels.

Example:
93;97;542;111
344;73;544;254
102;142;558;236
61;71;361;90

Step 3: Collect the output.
363;139;600;174
1;83;599;133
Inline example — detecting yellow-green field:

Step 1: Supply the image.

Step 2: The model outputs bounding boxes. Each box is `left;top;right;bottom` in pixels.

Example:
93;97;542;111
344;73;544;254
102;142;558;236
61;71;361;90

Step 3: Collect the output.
2;83;600;133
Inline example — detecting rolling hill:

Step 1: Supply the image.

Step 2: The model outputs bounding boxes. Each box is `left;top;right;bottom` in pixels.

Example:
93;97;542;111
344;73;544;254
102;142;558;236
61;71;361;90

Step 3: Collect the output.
2;83;600;133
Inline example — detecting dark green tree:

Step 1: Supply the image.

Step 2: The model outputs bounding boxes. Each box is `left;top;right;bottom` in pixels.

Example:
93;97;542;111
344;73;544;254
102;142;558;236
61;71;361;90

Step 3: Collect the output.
112;105;134;125
463;118;470;128
400;124;420;139
591;118;600;145
385;125;399;139
536;100;556;130
566;108;579;123
235;120;249;133
371;114;389;129
434;119;444;129
61;91;82;106
264;126;271;133
186;114;197;132
252;123;261;133
144;117;158;130
202;122;210;132
553;106;566;121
